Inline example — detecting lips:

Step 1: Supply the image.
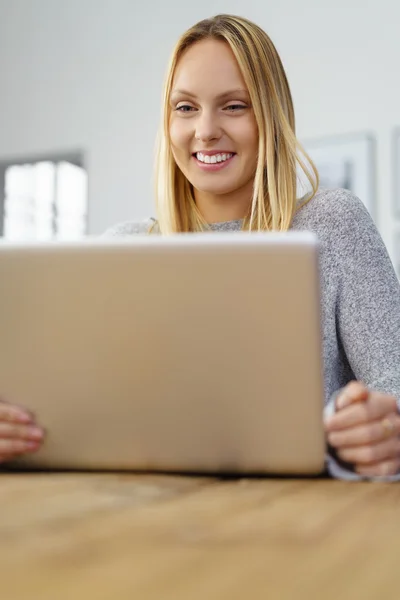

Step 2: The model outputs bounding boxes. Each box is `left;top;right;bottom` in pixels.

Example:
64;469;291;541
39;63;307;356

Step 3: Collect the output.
192;152;236;171
192;151;236;155
192;151;236;157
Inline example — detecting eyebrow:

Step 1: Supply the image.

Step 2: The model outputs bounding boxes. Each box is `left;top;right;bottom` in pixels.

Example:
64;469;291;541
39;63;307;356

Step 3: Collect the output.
170;88;249;100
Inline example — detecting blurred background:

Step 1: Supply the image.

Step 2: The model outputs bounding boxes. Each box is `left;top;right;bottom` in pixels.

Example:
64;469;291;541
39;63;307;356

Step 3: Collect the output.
0;0;399;270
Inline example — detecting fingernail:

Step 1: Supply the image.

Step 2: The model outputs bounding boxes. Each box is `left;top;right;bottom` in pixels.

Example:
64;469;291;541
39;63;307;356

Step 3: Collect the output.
25;440;41;451
336;394;347;410
323;418;331;430
28;427;44;440
15;411;33;424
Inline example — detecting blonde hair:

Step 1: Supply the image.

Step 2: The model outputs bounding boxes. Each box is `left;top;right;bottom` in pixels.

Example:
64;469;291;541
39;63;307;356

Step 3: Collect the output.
153;14;319;234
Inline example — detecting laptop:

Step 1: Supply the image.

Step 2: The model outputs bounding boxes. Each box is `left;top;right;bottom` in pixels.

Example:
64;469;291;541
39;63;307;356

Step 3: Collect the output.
0;231;326;475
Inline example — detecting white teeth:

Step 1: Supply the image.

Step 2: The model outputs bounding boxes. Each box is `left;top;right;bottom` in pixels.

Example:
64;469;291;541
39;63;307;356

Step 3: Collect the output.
196;152;233;164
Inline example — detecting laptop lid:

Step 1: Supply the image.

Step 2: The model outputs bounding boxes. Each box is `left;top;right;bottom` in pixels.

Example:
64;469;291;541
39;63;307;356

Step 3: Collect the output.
0;232;325;474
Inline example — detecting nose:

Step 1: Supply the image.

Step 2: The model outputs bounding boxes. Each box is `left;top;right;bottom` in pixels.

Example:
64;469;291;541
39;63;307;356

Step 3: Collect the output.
195;110;221;142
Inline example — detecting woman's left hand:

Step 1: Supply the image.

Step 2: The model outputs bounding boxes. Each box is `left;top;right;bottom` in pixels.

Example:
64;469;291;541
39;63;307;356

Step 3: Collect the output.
324;381;400;477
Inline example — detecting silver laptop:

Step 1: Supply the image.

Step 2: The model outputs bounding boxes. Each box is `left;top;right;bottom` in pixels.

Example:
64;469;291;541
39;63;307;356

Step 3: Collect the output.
0;231;326;475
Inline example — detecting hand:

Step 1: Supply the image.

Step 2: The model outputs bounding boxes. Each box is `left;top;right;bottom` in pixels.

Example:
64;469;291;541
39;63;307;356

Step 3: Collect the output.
325;381;400;477
0;397;45;464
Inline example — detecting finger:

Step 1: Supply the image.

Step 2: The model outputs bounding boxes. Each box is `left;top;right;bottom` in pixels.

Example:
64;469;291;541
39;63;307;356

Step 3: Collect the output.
336;381;369;410
0;438;42;456
327;413;400;448
0;398;35;424
0;453;20;465
337;436;400;466
326;393;398;432
0;422;44;442
356;458;400;478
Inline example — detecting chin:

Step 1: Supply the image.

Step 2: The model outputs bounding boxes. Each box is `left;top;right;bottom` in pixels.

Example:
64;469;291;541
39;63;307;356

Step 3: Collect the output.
191;180;239;197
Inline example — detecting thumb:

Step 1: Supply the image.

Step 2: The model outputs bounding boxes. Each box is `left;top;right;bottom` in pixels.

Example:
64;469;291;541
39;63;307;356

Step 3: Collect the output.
336;381;369;410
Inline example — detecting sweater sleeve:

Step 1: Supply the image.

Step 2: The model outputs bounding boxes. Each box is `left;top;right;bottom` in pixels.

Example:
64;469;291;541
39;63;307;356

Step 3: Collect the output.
324;191;400;480
335;193;400;398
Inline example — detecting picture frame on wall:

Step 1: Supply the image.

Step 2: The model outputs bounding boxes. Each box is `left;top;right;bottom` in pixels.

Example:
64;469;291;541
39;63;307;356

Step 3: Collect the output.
302;133;376;223
394;231;400;280
392;127;400;219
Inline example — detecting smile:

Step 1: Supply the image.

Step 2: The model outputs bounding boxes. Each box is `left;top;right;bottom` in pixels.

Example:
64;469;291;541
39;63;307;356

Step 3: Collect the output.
193;152;236;171
195;152;234;164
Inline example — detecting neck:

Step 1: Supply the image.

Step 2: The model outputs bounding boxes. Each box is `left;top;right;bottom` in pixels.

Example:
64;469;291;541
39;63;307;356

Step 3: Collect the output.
194;184;252;224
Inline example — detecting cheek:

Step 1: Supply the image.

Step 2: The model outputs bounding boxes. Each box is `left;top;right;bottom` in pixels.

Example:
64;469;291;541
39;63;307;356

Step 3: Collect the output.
243;121;259;153
243;134;259;173
230;119;258;157
169;119;191;156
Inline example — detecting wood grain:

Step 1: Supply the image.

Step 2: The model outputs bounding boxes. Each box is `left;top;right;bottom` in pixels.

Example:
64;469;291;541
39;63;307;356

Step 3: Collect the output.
1;474;399;600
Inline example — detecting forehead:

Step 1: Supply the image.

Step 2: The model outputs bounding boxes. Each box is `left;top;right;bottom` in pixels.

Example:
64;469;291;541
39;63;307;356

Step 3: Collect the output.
172;39;248;97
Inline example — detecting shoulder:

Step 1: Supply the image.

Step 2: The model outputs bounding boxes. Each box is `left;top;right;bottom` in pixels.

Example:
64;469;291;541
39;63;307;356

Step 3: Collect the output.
293;187;375;236
101;218;158;237
294;188;393;278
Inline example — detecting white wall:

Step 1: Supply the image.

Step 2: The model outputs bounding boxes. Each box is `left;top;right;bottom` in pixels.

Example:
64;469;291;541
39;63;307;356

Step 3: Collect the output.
0;0;399;256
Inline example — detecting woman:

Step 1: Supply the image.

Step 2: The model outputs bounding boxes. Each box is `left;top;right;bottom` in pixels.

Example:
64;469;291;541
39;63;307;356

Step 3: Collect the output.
2;14;400;479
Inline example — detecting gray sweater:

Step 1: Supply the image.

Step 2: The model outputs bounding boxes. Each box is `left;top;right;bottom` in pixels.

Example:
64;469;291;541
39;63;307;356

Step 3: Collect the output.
105;188;400;480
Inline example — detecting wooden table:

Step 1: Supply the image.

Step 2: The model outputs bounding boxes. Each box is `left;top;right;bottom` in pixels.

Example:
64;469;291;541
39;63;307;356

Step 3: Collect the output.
0;473;399;599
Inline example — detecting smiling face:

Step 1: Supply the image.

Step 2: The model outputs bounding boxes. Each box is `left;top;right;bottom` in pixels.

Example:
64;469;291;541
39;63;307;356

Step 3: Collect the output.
169;38;259;222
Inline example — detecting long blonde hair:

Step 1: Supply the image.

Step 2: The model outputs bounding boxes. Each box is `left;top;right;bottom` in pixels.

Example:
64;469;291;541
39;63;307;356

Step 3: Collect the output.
153;14;319;234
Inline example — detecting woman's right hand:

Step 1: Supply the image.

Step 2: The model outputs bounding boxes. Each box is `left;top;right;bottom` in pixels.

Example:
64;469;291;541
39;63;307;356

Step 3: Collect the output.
0;398;45;464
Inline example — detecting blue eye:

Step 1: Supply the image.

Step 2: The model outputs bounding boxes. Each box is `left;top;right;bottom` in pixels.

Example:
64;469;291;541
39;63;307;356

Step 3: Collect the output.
176;105;196;112
225;104;247;112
